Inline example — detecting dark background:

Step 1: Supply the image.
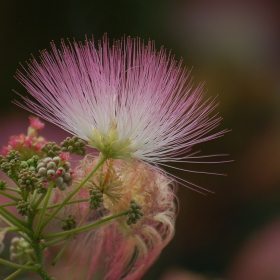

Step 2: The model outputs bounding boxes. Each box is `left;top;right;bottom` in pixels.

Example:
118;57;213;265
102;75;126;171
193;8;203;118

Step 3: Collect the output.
1;1;280;279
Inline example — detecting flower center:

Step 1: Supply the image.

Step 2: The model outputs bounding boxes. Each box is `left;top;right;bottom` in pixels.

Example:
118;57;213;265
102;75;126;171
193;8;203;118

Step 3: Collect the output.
88;124;133;161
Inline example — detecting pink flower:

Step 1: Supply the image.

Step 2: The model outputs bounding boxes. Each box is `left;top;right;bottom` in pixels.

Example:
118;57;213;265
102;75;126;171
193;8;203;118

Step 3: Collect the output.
29;116;45;131
59;152;70;161
15;35;227;191
2;134;46;160
49;156;176;280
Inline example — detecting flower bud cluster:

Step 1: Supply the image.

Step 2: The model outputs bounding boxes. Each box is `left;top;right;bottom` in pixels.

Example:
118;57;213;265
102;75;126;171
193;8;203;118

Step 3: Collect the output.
37;156;73;190
42;142;61;157
16;200;33;216
0;150;21;178
36;184;47;194
20;155;40;173
0;180;7;191
61;215;76;231
61;136;86;156
126;200;144;225
89;189;104;210
18;168;38;192
10;237;36;264
2;117;46;159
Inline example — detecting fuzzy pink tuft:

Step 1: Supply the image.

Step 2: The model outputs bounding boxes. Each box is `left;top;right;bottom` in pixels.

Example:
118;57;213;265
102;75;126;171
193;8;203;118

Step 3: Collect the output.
29;116;45;130
59;152;70;161
2;134;46;160
15;35;228;191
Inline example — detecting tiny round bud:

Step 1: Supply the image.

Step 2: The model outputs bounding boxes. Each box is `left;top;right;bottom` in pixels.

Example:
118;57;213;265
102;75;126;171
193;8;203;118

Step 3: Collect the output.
63;162;71;170
66;179;72;187
47;161;56;170
55;177;63;186
37;162;46;169
63;172;71;181
53;156;60;164
59;182;68;190
47;170;55;178
56;167;65;176
43;157;52;164
38;167;47;176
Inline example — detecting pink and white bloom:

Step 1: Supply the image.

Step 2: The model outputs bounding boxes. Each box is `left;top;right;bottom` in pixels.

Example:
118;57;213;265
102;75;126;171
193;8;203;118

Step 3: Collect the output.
15;35;226;190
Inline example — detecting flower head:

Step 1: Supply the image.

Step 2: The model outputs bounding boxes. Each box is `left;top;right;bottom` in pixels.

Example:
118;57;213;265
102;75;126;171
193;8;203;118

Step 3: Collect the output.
15;35;227;190
29;116;45;131
2;117;46;160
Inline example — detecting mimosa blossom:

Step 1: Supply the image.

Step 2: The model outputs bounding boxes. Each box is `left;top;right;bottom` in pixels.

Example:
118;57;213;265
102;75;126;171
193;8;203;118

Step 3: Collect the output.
15;35;226;191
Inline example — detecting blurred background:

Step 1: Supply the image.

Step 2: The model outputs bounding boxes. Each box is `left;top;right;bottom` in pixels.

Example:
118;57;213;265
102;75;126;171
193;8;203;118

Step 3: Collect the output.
1;0;280;279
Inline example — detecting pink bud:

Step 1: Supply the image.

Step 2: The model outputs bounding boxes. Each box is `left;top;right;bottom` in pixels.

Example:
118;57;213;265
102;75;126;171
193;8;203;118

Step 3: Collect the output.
29;116;45;130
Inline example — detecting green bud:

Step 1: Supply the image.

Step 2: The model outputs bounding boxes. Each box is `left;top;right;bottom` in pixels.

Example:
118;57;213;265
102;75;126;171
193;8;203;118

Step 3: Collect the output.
43;157;53;164
47;170;55;178
0;180;7;191
126;200;144;225
89;189;104;210
61;215;76;231
38;167;47;176
42;142;61;157
47;161;56;170
18;168;38;192
55;177;63;186
61;136;86;156
16;200;33;216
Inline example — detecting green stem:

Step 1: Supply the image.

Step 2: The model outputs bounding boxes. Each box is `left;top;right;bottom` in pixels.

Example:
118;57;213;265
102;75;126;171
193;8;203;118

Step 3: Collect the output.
37;198;89;211
0;202;17;208
51;209;91;266
33;192;46;211
11;179;20;189
0;258;39;272
0;209;32;238
51;237;71;266
22;190;29;202
4;268;25;280
0;191;20;202
0;227;20;232
42;236;69;248
34;183;54;239
3;261;34;280
0;208;27;227
40;155;107;231
0;215;32;244
42;210;129;239
31;189;38;206
32;241;52;280
5;187;20;193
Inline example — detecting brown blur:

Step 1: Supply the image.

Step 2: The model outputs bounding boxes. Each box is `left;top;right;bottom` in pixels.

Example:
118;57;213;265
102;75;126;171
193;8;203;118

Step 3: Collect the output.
1;0;280;279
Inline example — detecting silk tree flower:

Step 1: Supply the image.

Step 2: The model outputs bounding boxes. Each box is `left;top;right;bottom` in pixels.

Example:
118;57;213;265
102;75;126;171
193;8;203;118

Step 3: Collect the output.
47;155;176;280
15;35;226;191
2;116;46;160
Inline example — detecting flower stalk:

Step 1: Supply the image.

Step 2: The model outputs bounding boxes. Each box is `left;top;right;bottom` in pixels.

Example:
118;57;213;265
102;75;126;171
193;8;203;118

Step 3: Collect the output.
42;210;129;239
34;182;54;239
